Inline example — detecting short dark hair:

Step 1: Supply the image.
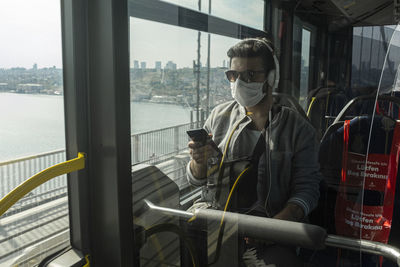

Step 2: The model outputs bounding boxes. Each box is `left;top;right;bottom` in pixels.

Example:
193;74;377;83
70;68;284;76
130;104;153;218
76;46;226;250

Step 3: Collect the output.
227;37;275;73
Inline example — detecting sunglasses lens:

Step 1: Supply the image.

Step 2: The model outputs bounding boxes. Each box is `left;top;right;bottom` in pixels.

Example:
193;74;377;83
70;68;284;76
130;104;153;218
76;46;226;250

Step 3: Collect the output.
242;70;257;82
225;71;238;82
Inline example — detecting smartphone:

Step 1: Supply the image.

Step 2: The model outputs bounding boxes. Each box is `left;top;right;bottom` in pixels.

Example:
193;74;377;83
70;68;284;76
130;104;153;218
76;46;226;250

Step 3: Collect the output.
187;128;222;156
186;128;209;145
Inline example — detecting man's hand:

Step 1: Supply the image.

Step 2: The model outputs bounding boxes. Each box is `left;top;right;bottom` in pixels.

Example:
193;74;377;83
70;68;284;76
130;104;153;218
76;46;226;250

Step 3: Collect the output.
273;203;305;222
188;138;214;179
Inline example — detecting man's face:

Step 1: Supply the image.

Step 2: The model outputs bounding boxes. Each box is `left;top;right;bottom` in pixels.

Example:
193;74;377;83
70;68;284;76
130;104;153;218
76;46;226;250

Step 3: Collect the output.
230;57;266;83
228;56;273;108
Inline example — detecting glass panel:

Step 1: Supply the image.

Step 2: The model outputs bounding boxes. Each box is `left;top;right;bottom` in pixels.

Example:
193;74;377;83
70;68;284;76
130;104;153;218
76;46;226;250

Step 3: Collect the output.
130;16;242;266
0;0;68;265
352;24;400;266
129;18;237;163
160;0;264;30
161;0;206;12
351;26;395;94
317;24;400;266
129;18;237;165
131;6;322;267
130;2;400;266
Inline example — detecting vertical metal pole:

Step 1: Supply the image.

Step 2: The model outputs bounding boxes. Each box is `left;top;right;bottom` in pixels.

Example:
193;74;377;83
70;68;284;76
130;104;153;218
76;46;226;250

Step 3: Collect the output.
264;0;272;33
206;0;211;117
190;110;194;129
134;135;139;164
377;26;383;82
196;0;201;127
367;27;374;84
358;27;364;85
174;126;179;152
279;3;295;95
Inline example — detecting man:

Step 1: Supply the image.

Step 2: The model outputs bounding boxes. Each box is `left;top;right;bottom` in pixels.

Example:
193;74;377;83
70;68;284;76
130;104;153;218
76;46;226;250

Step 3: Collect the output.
186;38;321;266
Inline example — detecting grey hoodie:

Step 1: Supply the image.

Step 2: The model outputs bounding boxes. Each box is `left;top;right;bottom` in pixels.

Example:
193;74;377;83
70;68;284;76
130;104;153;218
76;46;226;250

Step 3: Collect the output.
187;100;322;217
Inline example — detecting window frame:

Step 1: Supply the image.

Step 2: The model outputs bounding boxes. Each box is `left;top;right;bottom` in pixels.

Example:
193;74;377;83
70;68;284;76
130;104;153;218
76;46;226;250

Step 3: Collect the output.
61;0;134;265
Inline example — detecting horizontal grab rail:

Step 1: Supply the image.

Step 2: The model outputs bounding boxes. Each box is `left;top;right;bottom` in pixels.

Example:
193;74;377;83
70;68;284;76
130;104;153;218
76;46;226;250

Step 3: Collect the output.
144;200;326;250
143;200;400;266
325;235;400;266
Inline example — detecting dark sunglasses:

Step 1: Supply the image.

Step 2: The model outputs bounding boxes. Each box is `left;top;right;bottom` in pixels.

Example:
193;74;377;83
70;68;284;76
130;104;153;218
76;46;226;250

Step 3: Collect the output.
225;70;265;83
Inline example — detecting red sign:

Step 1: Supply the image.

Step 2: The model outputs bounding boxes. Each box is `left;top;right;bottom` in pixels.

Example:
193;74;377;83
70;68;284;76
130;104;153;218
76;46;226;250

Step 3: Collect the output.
336;153;392;242
335;120;400;244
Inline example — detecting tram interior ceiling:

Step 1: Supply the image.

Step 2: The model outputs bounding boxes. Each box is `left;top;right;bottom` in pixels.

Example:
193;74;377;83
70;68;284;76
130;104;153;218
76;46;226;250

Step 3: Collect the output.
295;0;396;30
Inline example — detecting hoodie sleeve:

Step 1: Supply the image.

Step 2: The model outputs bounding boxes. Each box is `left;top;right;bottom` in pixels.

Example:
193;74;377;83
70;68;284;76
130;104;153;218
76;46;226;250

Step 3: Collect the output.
287;120;322;216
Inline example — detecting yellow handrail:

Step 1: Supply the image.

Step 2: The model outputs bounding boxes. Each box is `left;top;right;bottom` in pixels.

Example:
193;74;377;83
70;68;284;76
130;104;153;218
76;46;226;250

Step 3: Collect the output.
0;152;86;217
306;97;316;117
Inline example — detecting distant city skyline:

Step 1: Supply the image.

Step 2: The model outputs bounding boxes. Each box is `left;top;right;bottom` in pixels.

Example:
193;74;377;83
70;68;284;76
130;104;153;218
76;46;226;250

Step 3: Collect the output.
0;0;263;69
129;59;227;69
0;59;230;70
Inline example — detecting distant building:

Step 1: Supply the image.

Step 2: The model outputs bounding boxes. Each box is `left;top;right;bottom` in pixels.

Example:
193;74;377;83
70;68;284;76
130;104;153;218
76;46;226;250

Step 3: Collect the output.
223;60;226;68
16;83;43;93
155;61;162;70
0;83;8;91
133;60;139;69
33;63;38;70
140;61;147;69
165;61;177;70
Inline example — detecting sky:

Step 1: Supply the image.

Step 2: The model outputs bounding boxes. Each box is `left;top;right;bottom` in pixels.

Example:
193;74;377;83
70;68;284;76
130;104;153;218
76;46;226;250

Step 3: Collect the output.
0;0;63;68
0;0;263;69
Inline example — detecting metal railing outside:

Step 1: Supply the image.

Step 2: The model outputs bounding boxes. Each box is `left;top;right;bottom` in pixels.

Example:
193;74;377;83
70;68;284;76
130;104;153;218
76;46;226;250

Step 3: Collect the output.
131;122;193;164
0;122;195;264
0;122;194;205
0;150;67;200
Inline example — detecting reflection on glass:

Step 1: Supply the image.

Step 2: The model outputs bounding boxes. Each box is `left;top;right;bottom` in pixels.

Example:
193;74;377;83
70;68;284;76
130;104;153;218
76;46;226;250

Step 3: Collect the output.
299;28;310;109
351;25;397;94
160;0;264;30
379;25;400;94
317;24;400;267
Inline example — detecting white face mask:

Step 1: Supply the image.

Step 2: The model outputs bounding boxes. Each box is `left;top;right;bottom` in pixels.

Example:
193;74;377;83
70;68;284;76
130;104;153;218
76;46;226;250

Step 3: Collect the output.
230;78;266;107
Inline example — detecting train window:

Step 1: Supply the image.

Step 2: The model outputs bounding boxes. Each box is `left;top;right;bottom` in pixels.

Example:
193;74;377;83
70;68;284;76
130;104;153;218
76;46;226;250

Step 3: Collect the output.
129;17;239;165
351;26;397;97
210;0;264;30
0;0;69;265
161;0;209;13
